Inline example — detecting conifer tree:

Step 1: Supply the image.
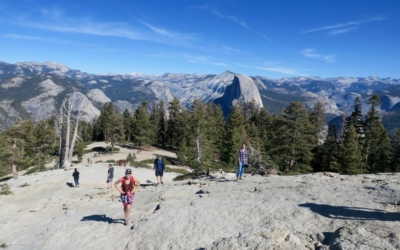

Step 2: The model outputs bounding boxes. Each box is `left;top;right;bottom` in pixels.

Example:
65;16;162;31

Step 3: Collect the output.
363;94;392;173
132;101;153;148
123;109;132;142
107;104;125;154
221;104;246;169
321;124;339;172
309;101;327;144
338;123;364;174
271;102;317;173
345;96;364;140
167;97;183;149
391;129;400;172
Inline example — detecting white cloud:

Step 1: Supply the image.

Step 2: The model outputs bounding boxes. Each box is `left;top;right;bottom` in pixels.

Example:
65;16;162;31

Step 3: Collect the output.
301;48;336;63
329;27;357;35
212;62;228;66
192;5;271;42
302;17;384;34
257;66;299;75
5;33;92;46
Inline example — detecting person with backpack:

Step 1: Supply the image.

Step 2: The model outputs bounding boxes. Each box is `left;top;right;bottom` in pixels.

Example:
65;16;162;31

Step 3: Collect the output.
153;155;165;185
236;143;248;181
114;168;141;226
72;168;80;187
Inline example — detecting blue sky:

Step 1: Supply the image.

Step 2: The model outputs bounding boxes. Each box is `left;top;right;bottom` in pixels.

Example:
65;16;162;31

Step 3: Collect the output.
0;0;399;78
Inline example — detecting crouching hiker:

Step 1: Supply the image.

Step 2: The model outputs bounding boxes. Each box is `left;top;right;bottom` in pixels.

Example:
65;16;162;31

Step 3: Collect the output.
114;169;141;226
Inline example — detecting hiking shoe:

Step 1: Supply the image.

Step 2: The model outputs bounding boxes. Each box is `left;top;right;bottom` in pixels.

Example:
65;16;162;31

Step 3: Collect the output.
161;181;164;184
239;178;242;180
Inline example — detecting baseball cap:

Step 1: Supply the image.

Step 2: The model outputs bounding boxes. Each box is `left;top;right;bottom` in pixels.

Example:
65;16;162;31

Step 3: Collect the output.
125;169;132;175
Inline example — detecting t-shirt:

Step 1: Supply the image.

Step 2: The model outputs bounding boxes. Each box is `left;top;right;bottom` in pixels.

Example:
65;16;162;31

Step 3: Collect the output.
157;160;163;171
72;171;79;178
108;167;114;178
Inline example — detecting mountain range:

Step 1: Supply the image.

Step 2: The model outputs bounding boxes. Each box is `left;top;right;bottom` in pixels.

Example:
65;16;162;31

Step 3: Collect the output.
1;61;400;133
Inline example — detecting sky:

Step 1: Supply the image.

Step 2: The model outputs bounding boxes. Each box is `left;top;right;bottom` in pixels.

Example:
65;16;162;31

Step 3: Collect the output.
0;0;399;78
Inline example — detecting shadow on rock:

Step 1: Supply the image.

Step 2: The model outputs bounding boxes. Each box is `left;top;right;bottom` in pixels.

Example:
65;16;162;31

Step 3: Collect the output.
66;182;75;188
81;214;124;224
299;203;400;221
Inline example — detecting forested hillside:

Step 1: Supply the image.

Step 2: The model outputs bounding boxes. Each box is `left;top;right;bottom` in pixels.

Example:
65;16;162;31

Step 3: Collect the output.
1;95;400;179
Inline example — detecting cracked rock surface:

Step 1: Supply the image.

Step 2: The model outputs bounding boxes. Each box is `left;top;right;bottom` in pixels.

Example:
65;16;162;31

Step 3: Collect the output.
1;168;400;250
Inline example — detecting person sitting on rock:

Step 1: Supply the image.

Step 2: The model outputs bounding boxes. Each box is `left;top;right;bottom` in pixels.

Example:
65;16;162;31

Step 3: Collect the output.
114;168;141;226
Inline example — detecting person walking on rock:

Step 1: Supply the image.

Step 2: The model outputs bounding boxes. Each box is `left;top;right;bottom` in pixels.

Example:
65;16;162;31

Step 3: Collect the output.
114;169;141;226
153;155;165;185
107;164;114;189
72;168;80;187
236;143;248;181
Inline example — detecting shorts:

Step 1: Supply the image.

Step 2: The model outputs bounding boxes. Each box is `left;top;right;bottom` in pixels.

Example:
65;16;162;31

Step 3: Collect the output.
107;178;113;183
121;193;134;205
155;170;163;177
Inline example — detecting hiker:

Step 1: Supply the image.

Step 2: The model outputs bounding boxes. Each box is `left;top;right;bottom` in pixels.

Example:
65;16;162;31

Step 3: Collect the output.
114;169;141;226
87;157;90;163
153;155;165;185
236;143;248;181
72;168;80;187
107;164;114;189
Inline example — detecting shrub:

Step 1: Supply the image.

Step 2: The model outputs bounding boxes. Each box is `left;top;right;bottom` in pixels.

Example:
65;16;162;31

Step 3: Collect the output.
95;160;103;163
165;167;190;175
105;159;116;163
126;153;136;165
24;167;41;175
0;184;12;195
131;161;152;169
141;157;172;165
173;173;197;181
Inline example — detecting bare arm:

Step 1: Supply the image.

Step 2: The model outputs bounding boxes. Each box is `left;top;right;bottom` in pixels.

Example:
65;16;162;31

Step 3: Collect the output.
114;179;124;194
134;178;141;191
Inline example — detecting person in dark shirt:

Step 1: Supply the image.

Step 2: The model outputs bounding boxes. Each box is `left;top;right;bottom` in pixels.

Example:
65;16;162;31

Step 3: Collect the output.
72;168;80;187
107;164;114;189
153;155;165;185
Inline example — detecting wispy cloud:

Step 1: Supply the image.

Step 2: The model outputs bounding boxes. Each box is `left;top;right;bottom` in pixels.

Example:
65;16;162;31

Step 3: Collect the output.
212;62;228;66
4;33;93;46
301;48;336;62
192;5;272;42
302;17;384;35
257;66;299;75
135;19;198;41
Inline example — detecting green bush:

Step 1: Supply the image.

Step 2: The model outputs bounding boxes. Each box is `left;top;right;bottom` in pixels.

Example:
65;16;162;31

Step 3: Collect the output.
173;173;196;181
0;184;12;195
165;167;190;175
126;153;136;165
140;157;172;165
95;160;103;163
105;159;116;163
24;167;43;175
131;161;151;169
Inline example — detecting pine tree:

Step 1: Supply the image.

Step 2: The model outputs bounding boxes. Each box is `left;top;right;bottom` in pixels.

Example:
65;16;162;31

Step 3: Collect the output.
132;101;153;148
391;129;400;172
123;109;132;142
363;94;392;173
167;97;183;149
221;105;246;169
309;101;327;144
271;102;317;173
321;124;339;172
345;96;364;140
338;123;364;174
107;104;125;154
